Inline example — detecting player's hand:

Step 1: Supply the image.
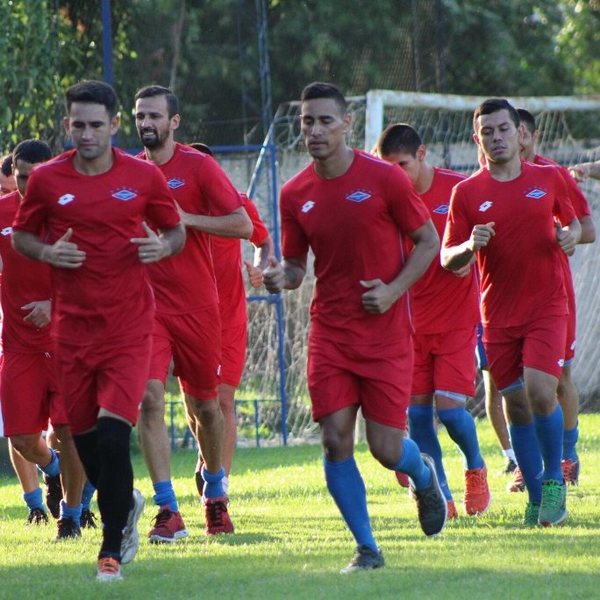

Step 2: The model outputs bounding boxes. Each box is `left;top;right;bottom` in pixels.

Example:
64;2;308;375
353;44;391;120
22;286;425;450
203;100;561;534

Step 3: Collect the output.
244;260;264;288
21;300;51;328
569;164;590;183
41;228;86;268
360;279;397;314
263;256;284;294
131;222;171;263
468;222;495;252
556;222;577;256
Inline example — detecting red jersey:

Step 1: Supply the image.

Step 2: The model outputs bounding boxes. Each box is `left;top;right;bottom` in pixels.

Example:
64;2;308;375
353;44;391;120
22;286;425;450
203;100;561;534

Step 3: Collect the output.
409;168;479;334
0;191;52;352
281;150;431;345
443;161;576;328
139;143;243;314
212;195;270;326
13;149;180;344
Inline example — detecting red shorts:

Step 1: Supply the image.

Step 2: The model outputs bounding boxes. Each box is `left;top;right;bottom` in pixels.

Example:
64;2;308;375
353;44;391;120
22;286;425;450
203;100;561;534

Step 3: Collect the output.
55;336;151;435
307;333;412;429
565;296;576;364
0;351;68;436
484;314;567;391
220;322;247;387
149;307;222;400
411;327;477;397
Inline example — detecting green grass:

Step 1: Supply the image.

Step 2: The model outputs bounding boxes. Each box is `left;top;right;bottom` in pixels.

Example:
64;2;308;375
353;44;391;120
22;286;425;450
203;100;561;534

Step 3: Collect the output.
2;416;600;599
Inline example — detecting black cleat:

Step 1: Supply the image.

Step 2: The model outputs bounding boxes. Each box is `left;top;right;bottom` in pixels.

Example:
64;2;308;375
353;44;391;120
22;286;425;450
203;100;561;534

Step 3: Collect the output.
27;507;49;526
80;509;98;529
340;545;385;574
43;472;63;519
412;453;448;537
55;517;81;541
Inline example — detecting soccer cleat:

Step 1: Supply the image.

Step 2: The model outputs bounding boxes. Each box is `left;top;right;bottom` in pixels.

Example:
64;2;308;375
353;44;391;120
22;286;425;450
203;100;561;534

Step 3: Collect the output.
340;545;385;574
148;507;189;543
195;470;205;497
81;509;98;529
120;489;145;564
523;502;540;527
204;497;234;535
561;458;579;486
55;517;82;541
43;473;63;519
395;470;410;488
503;458;518;475
464;466;491;516
96;557;123;582
538;479;568;527
27;507;49;526
411;453;447;537
507;466;526;493
447;500;458;520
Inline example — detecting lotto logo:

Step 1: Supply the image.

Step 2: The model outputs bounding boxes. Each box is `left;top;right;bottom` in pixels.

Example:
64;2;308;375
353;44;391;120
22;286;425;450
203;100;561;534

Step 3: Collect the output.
479;201;493;212
432;204;449;214
301;200;315;213
558;358;565;367
58;193;75;205
1;227;12;236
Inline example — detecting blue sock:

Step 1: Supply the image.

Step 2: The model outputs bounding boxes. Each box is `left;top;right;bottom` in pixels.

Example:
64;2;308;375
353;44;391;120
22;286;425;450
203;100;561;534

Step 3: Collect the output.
324;456;377;552
437;407;484;470
563;424;579;462
38;448;60;478
408;405;451;499
534;405;564;482
509;423;543;504
394;436;431;491
201;466;225;499
81;480;96;511
153;480;179;511
24;488;44;511
59;499;82;523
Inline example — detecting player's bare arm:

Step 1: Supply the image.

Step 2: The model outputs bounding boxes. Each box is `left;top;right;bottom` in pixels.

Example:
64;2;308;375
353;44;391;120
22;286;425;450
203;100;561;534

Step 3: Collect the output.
21;299;51;328
361;219;439;315
263;256;306;294
130;221;186;264
570;161;600;183
175;203;253;239
245;236;274;288
556;218;581;256
578;215;596;245
441;221;495;271
12;227;86;269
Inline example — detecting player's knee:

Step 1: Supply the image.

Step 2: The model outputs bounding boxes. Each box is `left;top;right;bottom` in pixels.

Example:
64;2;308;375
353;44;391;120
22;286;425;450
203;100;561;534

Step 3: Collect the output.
9;435;39;458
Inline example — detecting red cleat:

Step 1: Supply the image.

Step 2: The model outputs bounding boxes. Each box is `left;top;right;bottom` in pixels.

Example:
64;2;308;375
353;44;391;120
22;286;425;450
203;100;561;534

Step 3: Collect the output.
149;507;188;543
204;497;234;535
464;466;491;515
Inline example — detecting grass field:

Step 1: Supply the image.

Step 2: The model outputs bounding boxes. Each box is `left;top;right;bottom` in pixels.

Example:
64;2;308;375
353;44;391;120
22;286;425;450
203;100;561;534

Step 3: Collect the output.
1;415;600;599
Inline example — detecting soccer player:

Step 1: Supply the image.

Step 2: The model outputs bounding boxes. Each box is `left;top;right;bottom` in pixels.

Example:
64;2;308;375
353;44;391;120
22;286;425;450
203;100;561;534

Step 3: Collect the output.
376;123;490;519
133;85;252;542
263;82;447;573
441;98;581;527
0;154;17;195
570;159;600;182
187;142;273;494
12;80;185;581
516;108;595;486
0;139;86;539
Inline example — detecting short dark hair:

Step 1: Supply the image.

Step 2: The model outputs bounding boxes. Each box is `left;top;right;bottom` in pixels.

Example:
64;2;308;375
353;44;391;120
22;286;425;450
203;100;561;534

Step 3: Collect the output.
13;139;52;165
516;108;536;134
300;82;347;115
473;98;519;131
189;142;214;156
377;123;422;157
65;80;120;117
135;85;179;118
1;154;13;177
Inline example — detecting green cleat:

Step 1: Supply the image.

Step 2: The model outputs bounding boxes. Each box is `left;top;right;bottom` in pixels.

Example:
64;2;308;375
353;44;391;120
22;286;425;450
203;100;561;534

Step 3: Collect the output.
523;502;540;527
538;479;567;527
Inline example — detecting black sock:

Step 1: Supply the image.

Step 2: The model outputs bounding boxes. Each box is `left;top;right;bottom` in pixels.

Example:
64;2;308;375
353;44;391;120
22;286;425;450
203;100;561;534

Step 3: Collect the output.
73;430;100;488
96;417;133;559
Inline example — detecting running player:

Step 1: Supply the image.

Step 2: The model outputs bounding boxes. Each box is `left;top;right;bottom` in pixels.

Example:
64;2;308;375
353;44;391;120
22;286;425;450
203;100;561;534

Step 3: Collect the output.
263;82;447;573
133;85;252;542
442;98;580;527
12;80;185;581
0;154;17;195
376;123;490;518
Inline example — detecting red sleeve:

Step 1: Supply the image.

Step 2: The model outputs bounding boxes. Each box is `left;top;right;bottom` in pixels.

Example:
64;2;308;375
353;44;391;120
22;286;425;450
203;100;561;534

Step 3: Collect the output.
552;169;577;227
557;165;591;219
280;187;308;261
145;164;182;230
385;165;430;234
442;184;472;251
195;156;243;216
244;197;270;246
12;167;48;235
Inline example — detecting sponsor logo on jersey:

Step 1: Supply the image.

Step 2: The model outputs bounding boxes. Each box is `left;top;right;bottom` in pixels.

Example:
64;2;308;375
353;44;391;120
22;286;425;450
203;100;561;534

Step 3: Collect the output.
58;193;75;206
1;227;12;236
479;201;493;212
112;188;137;202
558;358;565;368
346;190;371;203
432;204;449;215
301;200;315;213
525;188;546;200
167;178;185;189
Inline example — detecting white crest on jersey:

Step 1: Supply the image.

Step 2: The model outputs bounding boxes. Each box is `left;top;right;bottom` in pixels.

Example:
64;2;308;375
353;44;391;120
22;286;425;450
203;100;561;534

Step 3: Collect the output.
1;227;12;236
